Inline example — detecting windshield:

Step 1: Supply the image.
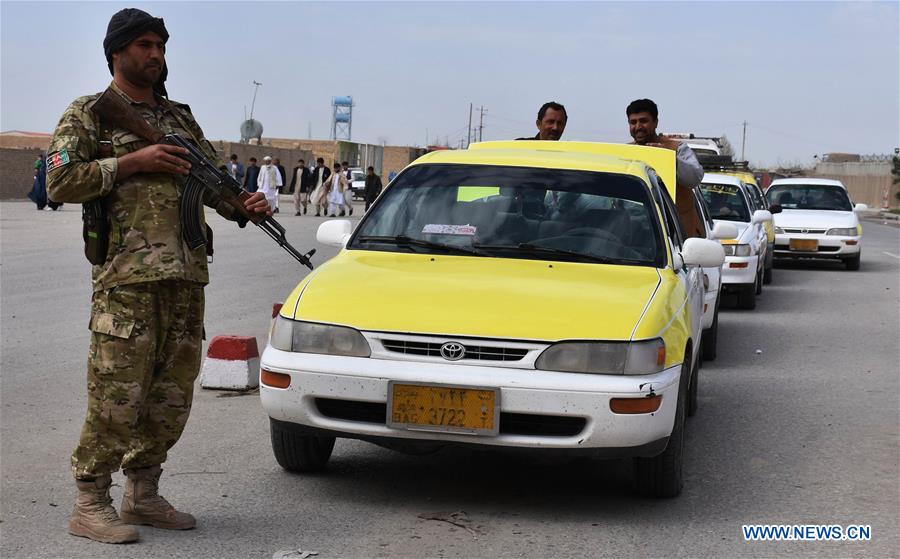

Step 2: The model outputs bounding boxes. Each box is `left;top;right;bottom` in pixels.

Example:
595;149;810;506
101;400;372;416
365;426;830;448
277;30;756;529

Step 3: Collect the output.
351;171;365;182
766;184;852;211
349;163;665;267
699;183;751;221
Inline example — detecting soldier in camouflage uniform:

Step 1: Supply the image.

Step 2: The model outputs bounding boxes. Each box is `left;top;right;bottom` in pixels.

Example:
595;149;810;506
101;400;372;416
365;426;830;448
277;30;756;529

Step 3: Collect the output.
47;8;271;544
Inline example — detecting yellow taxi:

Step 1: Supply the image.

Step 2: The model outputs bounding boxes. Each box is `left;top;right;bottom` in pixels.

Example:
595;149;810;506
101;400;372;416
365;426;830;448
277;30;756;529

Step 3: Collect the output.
260;141;725;497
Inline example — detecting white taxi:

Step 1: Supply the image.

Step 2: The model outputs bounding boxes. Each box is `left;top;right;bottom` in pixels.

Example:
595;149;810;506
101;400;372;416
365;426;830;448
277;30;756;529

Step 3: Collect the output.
766;178;865;270
699;174;772;310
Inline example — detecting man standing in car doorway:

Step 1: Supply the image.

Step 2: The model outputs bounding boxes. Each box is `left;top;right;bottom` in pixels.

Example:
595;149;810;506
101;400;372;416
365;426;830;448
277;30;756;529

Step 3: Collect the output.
517;101;567;141
626;98;705;238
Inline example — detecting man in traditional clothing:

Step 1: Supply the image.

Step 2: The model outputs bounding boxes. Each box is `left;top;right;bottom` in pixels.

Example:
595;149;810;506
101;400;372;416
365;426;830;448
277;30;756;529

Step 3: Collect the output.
326;162;349;217
290;158;311;215
309;157;331;217
257;155;282;212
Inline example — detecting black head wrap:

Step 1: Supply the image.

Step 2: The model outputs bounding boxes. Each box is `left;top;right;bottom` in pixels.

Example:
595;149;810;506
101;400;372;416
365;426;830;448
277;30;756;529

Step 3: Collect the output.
103;8;170;98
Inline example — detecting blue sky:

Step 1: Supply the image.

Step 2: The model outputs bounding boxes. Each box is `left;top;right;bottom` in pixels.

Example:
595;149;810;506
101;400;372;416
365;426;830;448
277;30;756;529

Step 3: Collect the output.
2;1;897;166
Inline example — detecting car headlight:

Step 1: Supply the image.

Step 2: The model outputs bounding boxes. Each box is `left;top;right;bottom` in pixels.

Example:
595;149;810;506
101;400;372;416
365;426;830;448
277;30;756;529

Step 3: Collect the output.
535;338;665;375
270;316;371;357
774;226;785;234
722;244;752;257
826;227;857;236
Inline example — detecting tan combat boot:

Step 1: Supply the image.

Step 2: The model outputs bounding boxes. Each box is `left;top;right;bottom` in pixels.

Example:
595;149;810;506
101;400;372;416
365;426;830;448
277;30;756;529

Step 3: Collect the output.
68;475;140;544
120;466;196;530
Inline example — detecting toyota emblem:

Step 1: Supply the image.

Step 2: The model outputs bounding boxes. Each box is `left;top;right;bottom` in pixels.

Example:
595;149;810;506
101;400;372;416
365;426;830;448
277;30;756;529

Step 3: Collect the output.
801;228;808;234
440;342;466;361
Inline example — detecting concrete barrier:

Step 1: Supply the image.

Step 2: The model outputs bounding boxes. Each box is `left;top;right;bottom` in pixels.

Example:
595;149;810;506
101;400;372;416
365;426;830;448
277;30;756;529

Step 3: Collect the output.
199;335;260;391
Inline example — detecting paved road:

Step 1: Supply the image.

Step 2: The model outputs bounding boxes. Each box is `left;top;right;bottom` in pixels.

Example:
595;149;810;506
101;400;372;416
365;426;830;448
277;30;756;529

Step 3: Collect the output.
2;199;898;558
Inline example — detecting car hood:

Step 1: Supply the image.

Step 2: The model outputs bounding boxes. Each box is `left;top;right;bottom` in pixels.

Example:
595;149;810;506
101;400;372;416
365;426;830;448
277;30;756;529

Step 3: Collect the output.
774;209;858;228
282;250;662;341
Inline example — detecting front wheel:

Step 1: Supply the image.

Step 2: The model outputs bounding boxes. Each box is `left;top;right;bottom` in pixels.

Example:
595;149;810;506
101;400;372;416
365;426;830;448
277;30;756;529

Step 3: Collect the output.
633;357;688;498
763;264;773;284
844;253;861;271
270;419;336;473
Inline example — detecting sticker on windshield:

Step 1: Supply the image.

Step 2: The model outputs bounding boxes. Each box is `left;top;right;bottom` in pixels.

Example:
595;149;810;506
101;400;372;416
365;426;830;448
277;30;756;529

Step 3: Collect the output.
422;224;477;236
702;184;738;195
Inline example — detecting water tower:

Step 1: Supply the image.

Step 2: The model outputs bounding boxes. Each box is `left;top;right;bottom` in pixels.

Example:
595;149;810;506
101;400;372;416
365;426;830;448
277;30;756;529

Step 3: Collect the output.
331;96;354;141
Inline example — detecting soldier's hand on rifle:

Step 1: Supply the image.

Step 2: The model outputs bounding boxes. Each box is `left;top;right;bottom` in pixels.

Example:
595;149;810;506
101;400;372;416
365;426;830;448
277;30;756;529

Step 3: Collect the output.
117;144;192;181
243;191;272;216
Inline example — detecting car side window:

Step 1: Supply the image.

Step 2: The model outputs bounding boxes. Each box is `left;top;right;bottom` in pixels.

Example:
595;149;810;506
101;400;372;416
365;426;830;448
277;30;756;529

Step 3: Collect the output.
656;178;685;249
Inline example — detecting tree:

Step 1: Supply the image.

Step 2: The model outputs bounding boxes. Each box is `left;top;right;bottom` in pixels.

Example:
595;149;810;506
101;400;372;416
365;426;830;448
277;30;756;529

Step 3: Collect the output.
719;135;735;157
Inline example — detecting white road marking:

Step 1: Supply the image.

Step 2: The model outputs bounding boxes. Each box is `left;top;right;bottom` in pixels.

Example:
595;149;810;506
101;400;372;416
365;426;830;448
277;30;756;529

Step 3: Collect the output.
883;252;900;259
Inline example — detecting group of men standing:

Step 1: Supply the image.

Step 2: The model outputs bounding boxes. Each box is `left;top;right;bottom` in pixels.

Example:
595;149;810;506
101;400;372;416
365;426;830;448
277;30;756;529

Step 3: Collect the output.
224;154;384;217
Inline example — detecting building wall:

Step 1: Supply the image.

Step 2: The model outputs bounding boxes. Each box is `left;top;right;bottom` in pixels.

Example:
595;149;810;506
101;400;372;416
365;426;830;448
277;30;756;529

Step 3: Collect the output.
0;135;50;150
812;160;895;209
382;146;427;181
0;148;44;199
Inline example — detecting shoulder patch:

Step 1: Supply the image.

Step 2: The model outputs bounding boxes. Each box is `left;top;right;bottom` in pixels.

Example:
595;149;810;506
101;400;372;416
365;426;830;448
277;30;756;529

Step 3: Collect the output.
47;150;71;172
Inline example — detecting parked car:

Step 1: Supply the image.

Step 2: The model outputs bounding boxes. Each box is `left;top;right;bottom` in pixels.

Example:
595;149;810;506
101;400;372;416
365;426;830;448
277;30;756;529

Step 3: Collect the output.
348;168;366;200
260;141;725;497
699;173;772;309
766;178;866;270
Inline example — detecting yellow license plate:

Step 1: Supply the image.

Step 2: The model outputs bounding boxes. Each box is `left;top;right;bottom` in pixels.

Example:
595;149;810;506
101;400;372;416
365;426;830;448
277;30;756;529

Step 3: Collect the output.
790;239;818;251
388;382;499;435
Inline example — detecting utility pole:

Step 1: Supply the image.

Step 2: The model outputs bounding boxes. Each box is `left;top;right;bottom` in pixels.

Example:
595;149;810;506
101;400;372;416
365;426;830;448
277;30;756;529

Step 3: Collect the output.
478;106;487;142
467;103;473;148
307;122;312;139
741;120;747;161
426;128;429;146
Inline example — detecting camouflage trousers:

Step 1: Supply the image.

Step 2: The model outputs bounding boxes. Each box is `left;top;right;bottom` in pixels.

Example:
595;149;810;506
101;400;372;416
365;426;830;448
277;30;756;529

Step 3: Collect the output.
72;280;205;480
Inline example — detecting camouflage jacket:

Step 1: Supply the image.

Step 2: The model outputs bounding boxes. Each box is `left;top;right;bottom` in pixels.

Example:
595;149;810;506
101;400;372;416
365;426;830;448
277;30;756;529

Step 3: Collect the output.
47;81;242;291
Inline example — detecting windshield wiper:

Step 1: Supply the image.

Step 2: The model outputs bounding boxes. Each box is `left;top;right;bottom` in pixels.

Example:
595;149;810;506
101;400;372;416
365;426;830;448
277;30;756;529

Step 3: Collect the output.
473;242;645;265
356;235;483;256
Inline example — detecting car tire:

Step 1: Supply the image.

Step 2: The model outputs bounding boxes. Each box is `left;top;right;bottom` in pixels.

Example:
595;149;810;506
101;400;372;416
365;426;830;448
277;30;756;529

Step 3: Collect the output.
845;253;861;271
633;355;688;498
687;353;700;418
701;309;718;362
737;283;756;310
270;418;336;473
755;266;763;295
763;264;773;284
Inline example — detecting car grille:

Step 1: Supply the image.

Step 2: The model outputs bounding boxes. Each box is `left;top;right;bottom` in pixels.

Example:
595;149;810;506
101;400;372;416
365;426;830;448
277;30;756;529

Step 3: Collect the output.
380;339;528;362
784;228;827;234
314;398;585;437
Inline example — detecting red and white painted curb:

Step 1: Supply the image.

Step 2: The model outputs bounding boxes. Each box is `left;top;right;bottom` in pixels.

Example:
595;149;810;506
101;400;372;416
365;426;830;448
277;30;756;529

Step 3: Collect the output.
199;335;260;390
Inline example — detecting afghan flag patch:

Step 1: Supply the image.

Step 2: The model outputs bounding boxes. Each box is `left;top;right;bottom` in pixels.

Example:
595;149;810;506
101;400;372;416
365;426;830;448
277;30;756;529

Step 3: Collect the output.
47;149;70;172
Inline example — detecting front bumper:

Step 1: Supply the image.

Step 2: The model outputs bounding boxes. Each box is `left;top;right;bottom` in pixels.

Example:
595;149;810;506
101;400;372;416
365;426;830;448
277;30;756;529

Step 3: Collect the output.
260;347;681;455
774;234;861;259
720;254;758;286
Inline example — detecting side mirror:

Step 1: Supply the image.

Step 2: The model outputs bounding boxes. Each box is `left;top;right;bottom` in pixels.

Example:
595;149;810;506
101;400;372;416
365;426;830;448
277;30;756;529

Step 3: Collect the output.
316;220;353;247
854;203;868;212
768;204;783;214
751;209;773;224
711;222;739;240
681;238;726;268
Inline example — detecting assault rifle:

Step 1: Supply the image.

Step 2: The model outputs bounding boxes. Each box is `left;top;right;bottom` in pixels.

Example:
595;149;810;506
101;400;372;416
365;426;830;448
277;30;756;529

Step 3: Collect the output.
90;88;315;270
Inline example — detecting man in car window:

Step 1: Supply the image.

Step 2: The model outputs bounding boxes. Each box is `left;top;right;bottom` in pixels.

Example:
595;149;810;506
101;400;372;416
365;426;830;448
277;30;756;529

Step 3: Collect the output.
517;101;567;141
626;98;705;238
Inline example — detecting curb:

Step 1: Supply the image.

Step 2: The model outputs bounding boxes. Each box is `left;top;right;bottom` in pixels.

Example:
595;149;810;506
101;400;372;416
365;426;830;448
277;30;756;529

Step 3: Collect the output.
199;335;260;391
